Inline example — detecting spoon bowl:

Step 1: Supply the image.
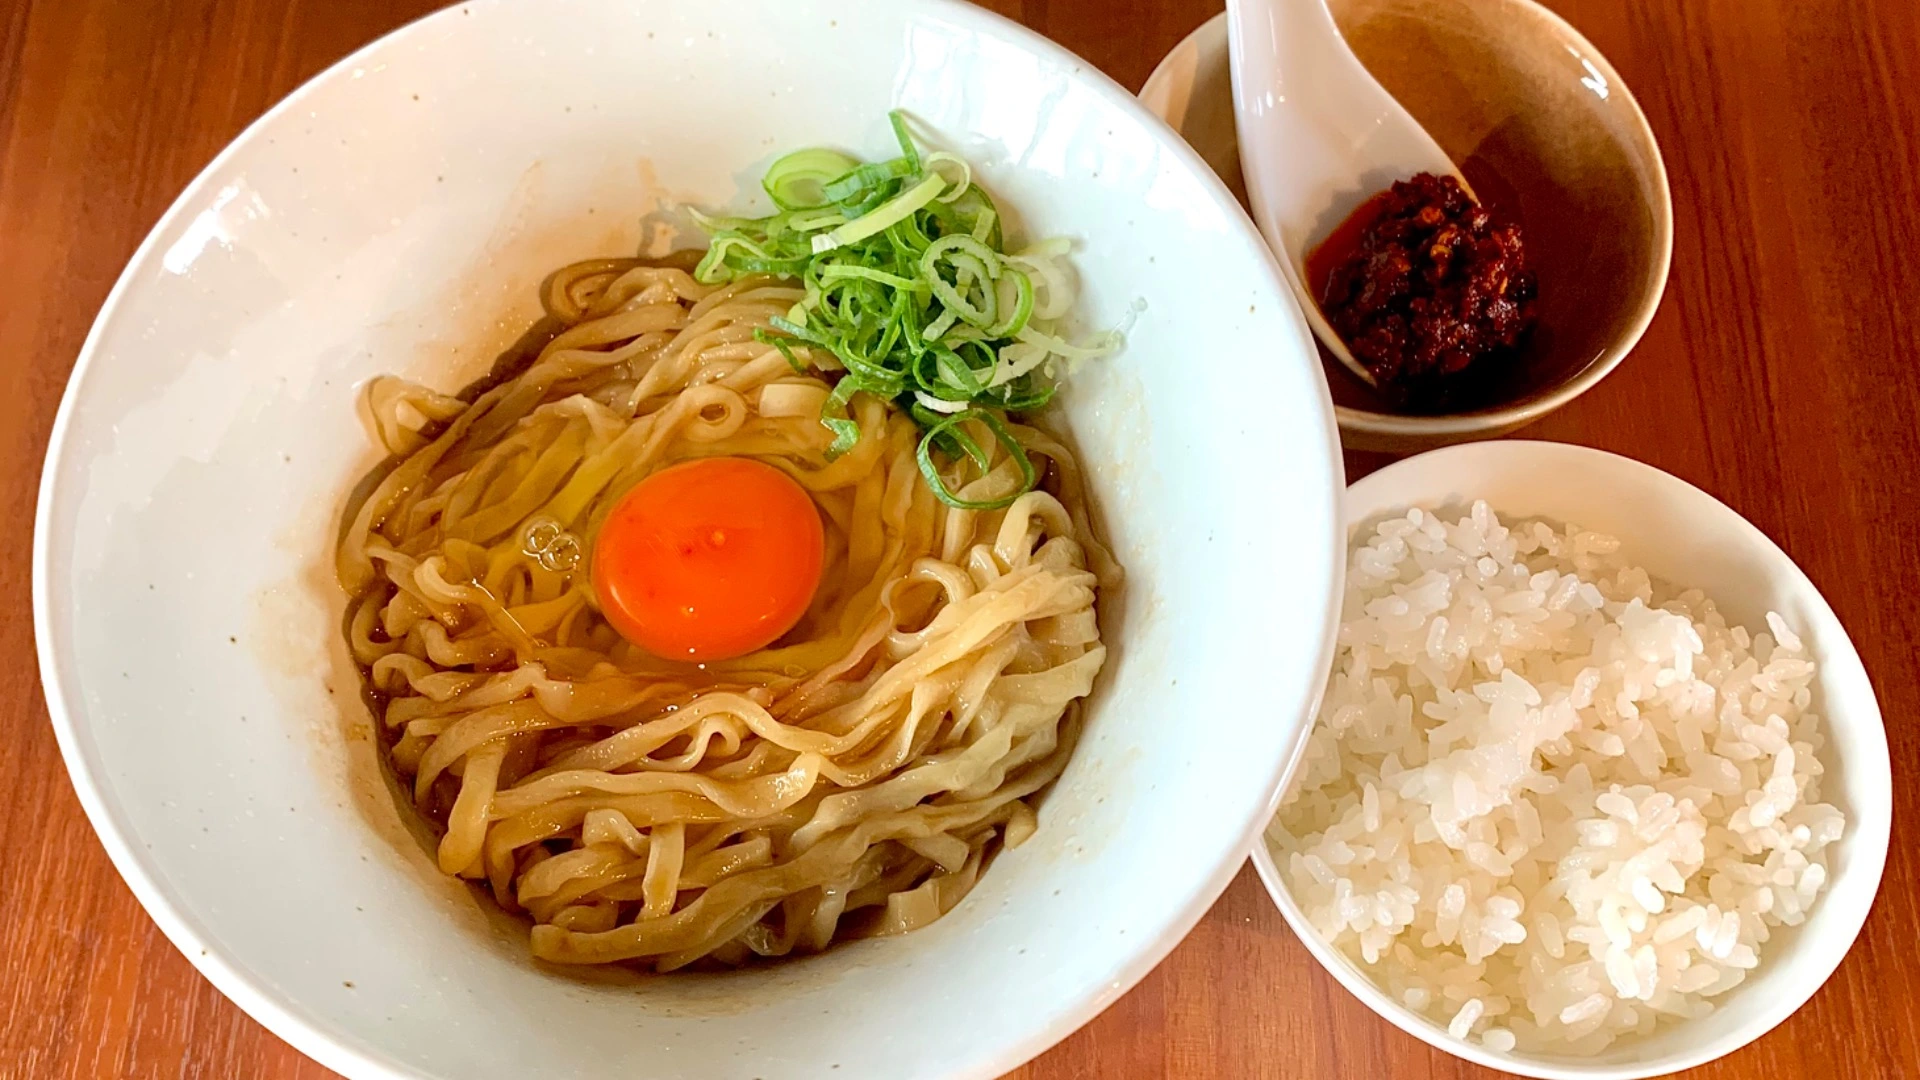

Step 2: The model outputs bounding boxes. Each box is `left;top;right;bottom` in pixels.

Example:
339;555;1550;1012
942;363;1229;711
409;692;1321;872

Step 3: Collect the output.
1226;0;1471;386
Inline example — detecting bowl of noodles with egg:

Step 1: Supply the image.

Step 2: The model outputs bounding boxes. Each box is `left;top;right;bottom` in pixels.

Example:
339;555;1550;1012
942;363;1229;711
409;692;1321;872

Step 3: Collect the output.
32;1;1343;1077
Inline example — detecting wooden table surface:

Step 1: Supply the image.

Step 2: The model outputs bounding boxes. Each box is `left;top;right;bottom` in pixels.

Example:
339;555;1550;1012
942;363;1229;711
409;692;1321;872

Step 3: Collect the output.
3;0;1915;1076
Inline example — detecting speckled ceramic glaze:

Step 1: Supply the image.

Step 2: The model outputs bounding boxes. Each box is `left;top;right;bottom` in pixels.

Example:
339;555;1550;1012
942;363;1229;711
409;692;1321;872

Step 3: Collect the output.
34;1;1343;1077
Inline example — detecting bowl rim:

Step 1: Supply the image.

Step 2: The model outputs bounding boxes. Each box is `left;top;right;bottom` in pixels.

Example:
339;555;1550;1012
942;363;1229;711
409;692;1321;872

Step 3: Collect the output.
30;1;1347;1078
1141;7;1677;438
1248;440;1893;1079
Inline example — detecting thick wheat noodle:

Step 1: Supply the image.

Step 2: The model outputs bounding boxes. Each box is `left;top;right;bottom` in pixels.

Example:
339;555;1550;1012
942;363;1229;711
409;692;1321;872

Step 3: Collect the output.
337;256;1118;970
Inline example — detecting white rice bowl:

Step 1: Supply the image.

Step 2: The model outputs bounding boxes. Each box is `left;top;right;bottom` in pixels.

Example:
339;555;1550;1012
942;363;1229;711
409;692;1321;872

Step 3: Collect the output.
1271;501;1846;1055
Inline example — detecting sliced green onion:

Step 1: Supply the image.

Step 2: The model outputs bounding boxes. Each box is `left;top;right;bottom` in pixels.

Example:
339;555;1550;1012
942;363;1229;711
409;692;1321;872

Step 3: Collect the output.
692;110;1129;508
971;207;998;243
787;208;850;232
821;378;865;458
885;213;935;259
822;158;915;203
889;111;921;170
820;263;926;290
913;390;971;414
992;377;1056;412
914;410;1038;510
1006;238;1074;319
823;416;861;457
1012;237;1072;259
924;151;973;202
767;314;831;347
753;328;809;373
763;148;862;210
921;234;999;327
1015;323;1120;362
689;208;764;233
930;343;985;396
990;339;1049;388
987;269;1035;338
814;173;945;253
923;307;959;342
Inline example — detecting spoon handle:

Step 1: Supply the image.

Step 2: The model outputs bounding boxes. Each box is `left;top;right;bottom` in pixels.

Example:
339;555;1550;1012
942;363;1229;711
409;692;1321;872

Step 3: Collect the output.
1228;0;1463;256
1226;0;1469;385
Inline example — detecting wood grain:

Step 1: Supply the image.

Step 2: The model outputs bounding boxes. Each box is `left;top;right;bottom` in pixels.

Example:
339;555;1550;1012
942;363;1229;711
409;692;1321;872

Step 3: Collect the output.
2;0;1915;1076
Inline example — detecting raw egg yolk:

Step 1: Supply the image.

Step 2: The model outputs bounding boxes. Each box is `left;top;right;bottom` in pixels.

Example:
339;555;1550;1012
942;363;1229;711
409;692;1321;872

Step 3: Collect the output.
592;457;824;663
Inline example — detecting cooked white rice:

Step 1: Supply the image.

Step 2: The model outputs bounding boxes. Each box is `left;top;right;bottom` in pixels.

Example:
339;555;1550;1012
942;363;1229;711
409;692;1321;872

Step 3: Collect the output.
1271;502;1845;1054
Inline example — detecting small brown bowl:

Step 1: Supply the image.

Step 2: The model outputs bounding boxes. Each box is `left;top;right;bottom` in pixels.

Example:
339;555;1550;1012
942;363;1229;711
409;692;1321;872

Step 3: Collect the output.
1140;0;1672;451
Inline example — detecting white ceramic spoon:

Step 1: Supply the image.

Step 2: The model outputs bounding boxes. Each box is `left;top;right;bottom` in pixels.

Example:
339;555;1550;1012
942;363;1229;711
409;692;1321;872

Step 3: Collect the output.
1226;0;1473;385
